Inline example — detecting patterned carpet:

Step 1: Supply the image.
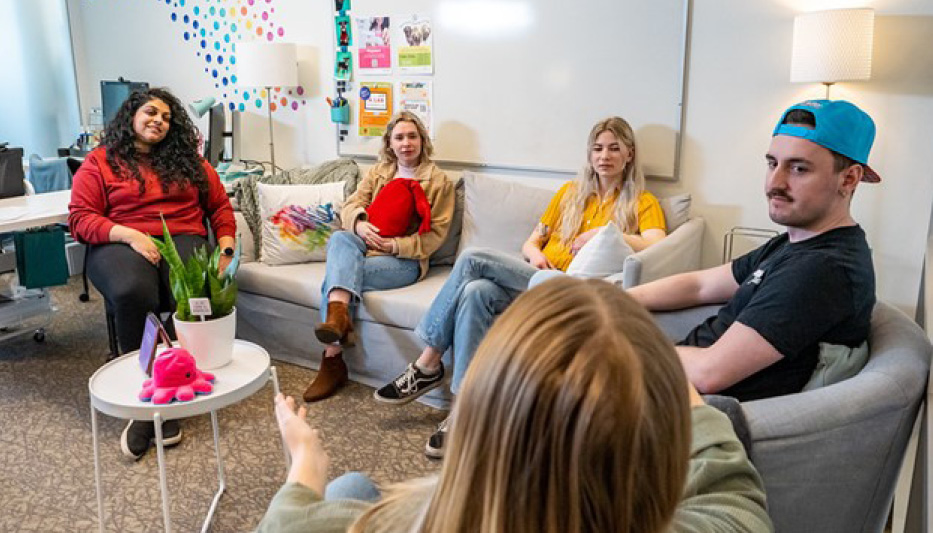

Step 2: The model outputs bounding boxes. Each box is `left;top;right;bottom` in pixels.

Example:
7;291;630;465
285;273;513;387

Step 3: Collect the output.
0;276;445;532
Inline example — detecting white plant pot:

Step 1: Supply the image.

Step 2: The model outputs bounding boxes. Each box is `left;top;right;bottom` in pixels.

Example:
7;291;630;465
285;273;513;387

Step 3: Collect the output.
172;307;236;370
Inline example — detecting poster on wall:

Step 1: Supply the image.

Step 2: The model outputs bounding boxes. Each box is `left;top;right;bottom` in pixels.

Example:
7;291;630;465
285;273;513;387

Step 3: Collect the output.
396;15;433;75
335;15;353;47
359;82;393;137
335;51;352;81
356;16;392;74
398;80;433;138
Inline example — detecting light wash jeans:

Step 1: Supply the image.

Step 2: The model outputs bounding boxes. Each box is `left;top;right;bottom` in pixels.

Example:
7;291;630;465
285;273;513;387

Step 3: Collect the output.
414;247;538;394
320;231;420;321
324;472;381;502
527;269;567;289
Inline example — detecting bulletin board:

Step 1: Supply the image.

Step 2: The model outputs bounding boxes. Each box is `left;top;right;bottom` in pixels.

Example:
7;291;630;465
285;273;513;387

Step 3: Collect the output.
332;0;689;179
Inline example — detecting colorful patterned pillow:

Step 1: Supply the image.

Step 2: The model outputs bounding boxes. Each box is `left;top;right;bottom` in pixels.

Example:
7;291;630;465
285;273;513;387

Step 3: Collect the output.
257;181;345;265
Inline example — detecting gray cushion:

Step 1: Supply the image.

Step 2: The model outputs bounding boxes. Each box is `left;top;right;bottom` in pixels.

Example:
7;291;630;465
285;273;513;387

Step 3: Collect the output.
429;176;464;266
458;172;555;258
238;261;326;309
658;193;691;232
234;159;361;257
802;341;870;391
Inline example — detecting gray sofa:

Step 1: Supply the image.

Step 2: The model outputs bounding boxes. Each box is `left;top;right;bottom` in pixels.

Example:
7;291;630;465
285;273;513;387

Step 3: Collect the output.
234;171;705;408
653;302;932;533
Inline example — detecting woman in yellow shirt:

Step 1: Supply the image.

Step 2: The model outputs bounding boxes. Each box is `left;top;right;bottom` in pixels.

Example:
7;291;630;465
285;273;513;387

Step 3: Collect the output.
374;116;667;458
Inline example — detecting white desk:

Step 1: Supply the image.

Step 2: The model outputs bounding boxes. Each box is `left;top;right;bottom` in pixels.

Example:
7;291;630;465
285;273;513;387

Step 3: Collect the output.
0;189;70;232
0;190;71;342
88;340;285;533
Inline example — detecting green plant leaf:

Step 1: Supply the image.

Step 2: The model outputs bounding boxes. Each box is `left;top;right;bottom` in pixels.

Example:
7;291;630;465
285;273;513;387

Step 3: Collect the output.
168;267;191;321
209;276;237;318
184;251;208;298
152;217;186;277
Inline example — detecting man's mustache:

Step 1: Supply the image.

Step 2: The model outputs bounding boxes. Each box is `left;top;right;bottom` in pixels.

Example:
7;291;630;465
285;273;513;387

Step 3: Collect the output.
767;190;793;201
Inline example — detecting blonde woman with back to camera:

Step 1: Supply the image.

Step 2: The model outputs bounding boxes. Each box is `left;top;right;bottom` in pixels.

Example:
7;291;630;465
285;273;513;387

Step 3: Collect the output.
259;277;773;532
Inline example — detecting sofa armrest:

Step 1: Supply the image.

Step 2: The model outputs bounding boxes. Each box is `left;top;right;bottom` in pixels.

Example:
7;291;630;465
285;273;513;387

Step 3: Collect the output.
651;304;722;342
616;217;705;289
234;211;256;263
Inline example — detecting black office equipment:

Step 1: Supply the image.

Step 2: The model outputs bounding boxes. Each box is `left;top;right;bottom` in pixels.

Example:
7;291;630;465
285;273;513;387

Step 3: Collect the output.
100;78;149;126
204;103;227;167
0;146;26;199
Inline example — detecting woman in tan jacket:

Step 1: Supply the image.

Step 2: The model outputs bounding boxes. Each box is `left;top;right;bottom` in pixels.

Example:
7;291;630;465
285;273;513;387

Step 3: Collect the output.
304;111;455;402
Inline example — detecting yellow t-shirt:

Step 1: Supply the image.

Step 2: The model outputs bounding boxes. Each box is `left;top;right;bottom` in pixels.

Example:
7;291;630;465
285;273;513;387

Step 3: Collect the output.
538;182;666;271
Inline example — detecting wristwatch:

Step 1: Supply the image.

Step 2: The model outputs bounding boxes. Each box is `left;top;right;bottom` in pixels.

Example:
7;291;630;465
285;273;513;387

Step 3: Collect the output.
222;247;235;257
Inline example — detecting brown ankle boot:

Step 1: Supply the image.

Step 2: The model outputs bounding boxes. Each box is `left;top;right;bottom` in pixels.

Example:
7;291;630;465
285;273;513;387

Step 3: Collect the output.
315;301;354;345
303;352;349;402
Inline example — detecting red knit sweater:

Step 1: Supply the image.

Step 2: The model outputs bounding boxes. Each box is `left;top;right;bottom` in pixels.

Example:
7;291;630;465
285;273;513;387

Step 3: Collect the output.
68;147;236;244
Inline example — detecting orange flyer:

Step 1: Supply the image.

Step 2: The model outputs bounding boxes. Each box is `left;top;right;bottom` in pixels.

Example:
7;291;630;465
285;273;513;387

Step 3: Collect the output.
358;82;393;137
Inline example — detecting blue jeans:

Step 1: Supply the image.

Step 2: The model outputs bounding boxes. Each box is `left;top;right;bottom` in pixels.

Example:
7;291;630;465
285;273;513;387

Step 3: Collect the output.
324;472;381;502
320;231;421;321
527;269;567;289
414;248;538;394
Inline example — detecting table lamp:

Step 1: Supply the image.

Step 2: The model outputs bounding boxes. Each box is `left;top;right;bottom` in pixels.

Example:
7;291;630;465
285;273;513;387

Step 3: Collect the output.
188;97;217;119
790;8;874;99
235;42;298;173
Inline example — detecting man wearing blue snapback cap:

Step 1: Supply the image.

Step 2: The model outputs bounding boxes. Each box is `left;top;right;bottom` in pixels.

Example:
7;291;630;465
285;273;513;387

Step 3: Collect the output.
629;100;876;401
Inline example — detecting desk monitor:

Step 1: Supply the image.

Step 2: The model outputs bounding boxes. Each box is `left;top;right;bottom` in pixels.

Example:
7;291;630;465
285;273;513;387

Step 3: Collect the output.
101;79;149;126
204;103;227;167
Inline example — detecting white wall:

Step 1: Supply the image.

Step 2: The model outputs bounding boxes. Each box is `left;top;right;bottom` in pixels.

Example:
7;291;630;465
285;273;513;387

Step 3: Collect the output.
0;0;81;157
67;0;933;316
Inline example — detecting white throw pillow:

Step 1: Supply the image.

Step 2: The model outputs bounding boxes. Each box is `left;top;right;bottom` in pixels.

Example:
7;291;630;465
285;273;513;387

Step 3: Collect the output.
565;223;634;279
257;181;345;265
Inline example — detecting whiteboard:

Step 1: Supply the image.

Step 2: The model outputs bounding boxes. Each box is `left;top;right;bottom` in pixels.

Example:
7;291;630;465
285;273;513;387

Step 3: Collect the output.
335;0;687;179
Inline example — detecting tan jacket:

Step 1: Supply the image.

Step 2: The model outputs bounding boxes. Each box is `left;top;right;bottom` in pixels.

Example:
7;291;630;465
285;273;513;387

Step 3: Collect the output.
340;161;455;279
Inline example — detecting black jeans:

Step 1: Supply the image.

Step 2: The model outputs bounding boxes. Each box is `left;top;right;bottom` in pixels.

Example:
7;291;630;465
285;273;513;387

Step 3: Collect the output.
86;234;208;354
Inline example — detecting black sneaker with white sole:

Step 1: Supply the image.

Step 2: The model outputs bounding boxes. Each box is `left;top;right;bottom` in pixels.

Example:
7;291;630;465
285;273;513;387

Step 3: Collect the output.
374;362;445;404
424;417;449;460
120;420;183;460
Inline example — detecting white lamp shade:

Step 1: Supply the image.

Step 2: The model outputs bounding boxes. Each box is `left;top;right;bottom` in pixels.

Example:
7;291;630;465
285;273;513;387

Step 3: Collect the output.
791;8;874;83
235;41;298;88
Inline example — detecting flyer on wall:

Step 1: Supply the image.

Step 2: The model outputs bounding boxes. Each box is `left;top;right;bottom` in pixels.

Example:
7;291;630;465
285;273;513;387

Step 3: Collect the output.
356;16;392;75
399;80;433;138
359;82;393;137
396;15;433;75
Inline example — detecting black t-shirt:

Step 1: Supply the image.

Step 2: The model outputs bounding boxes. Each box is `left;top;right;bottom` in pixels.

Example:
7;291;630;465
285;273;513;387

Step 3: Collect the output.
681;225;875;402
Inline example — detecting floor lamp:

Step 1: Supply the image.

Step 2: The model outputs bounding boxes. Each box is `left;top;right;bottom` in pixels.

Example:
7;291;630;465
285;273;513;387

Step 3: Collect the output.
790;8;874;99
235;42;298;174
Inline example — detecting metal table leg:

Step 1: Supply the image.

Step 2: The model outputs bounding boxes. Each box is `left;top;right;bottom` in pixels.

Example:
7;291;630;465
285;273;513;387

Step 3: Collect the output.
91;403;105;533
153;412;172;533
201;410;226;533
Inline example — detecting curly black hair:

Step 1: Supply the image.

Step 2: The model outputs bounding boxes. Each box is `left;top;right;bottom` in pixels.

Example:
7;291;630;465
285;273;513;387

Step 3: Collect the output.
101;87;208;196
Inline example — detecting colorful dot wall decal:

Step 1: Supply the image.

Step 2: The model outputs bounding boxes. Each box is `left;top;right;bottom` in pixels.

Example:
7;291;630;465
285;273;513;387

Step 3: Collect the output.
154;0;303;114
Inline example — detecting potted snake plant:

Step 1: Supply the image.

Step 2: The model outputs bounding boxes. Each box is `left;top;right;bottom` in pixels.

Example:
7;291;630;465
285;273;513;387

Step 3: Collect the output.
151;218;240;369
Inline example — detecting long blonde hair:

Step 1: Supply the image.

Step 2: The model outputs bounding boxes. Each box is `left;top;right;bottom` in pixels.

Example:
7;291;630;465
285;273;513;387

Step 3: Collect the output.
379;111;434;166
558;117;647;245
351;277;692;533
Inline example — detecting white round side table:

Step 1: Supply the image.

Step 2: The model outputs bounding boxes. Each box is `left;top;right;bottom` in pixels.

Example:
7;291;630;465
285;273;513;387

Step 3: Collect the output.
88;340;285;533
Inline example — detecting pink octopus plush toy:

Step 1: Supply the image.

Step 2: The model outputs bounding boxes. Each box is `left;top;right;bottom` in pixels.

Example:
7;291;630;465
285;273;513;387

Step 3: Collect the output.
139;348;215;404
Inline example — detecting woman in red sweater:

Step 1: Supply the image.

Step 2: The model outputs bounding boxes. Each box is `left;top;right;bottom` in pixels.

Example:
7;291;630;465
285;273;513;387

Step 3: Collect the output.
69;87;235;460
